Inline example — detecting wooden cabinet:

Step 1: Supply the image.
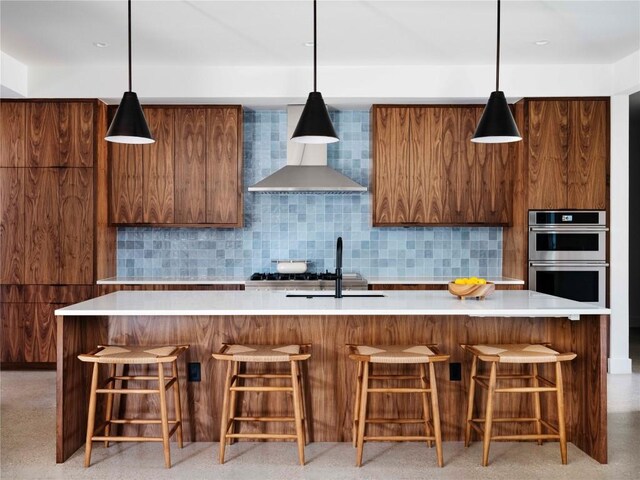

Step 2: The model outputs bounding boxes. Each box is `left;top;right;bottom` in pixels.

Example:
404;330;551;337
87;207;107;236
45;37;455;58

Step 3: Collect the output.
0;102;26;167
527;98;608;210
110;105;243;226
372;105;513;226
0;168;25;284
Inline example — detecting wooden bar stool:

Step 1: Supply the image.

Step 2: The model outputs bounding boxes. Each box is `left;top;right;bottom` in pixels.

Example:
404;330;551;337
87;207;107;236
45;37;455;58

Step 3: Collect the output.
348;344;449;467
461;343;576;466
212;343;310;465
77;344;188;468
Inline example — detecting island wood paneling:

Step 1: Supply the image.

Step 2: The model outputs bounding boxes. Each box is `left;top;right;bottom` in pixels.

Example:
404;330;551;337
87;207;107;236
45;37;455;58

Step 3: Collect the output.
373;107;411;224
174;108;207;223
0;102;26;167
27;102;61;167
56;313;607;464
527;100;569;209
568;99;608;210
143;108;175;223
206;107;242;226
110;143;144;224
59;102;94;167
0;168;25;284
25;168;60;284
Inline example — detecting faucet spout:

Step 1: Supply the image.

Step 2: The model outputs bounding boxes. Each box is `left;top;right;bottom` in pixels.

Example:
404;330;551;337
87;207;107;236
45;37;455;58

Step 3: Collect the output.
335;237;343;298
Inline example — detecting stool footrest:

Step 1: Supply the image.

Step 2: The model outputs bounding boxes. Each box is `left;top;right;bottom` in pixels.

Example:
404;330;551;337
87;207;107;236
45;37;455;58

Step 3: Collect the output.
364;435;435;442
96;388;159;394
365;418;426;425
491;434;561;441
229;386;294;392
108;418;180;425
367;387;430;393
91;436;164;443
236;374;292;379
232;416;295;423
226;433;298;440
368;375;422;381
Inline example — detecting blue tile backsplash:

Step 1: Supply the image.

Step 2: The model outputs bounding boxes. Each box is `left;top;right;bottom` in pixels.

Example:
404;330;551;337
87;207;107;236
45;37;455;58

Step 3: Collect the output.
117;110;502;279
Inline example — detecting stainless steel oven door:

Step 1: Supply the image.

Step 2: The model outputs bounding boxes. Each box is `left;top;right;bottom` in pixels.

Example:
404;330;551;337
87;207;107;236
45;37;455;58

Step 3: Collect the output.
528;227;607;262
528;262;608;307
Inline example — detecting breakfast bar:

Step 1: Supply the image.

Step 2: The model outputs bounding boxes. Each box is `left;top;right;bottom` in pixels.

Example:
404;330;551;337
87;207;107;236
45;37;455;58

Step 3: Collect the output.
55;290;610;464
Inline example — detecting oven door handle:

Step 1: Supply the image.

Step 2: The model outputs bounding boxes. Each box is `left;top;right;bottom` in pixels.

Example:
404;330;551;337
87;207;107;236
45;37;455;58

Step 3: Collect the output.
529;227;609;233
529;262;609;267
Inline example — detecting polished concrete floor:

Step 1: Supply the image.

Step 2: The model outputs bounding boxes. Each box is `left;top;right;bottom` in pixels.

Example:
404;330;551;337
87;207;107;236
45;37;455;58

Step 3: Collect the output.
2;335;639;480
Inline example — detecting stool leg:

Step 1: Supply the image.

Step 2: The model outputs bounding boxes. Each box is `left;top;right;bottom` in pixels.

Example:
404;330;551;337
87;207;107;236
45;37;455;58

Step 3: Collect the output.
103;363;116;447
419;363;433;448
555;362;568;465
465;355;478;447
158;363;172;468
428;362;444;468
298;365;309;446
482;362;497;467
532;363;543;446
227;361;239;445
219;361;233;464
171;360;184;448
84;363;99;468
352;360;363;447
290;360;306;466
355;361;370;467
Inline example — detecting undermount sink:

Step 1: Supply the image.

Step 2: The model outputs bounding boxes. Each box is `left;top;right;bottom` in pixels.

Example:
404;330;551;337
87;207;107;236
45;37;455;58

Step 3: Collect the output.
286;294;386;298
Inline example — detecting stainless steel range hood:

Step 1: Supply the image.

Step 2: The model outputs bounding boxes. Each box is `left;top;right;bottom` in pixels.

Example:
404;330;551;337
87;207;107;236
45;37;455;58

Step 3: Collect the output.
248;105;367;193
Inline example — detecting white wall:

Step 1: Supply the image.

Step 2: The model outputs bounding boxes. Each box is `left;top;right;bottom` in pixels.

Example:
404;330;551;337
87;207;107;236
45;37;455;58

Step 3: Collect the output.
0;51;28;97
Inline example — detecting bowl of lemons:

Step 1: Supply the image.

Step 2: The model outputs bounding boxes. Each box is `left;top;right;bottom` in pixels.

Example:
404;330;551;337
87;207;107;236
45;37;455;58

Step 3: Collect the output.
448;277;495;300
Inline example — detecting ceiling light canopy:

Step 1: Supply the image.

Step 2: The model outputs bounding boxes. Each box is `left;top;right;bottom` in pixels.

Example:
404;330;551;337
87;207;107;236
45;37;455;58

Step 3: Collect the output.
472;0;521;144
105;0;154;144
291;0;338;144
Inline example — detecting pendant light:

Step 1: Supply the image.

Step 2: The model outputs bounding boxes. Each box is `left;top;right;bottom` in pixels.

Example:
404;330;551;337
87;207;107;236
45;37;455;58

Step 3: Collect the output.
472;0;521;144
291;0;339;144
105;0;154;144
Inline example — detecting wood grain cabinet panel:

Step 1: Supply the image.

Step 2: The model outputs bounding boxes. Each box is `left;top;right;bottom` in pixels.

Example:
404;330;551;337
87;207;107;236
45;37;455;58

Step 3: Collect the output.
23;301;57;363
568;100;608;209
25;168;60;284
527;100;569;209
1;302;24;362
408;108;435;223
59;168;94;284
59;102;94;167
373;107;411;224
143;108;175;223
27;102;61;167
174;108;206;223
0;102;26;167
0;168;25;284
206;107;242;225
110;143;143;223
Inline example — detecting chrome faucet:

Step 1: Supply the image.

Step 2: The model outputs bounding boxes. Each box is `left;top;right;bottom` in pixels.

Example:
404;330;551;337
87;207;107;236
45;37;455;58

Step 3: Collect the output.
335;237;343;298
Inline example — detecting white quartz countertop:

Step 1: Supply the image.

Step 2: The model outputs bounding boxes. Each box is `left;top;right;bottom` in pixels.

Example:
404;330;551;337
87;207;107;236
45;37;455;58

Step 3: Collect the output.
56;290;609;320
366;276;524;285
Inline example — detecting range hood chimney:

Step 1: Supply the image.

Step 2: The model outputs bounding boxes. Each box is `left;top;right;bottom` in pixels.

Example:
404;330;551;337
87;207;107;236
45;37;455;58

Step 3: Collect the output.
248;106;367;193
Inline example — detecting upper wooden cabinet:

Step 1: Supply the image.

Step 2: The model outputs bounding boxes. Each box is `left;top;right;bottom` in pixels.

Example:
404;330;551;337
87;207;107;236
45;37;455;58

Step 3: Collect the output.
372;105;513;226
527;98;608;210
110;105;243;226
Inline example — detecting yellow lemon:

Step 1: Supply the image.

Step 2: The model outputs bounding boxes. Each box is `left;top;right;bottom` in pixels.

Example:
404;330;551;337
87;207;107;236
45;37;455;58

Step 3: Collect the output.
454;278;465;285
478;278;487;285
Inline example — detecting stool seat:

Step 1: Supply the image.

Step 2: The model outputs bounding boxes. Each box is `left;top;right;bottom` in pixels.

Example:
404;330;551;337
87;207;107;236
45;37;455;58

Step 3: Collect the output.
353;344;441;363
465;344;577;363
213;344;309;362
78;345;184;364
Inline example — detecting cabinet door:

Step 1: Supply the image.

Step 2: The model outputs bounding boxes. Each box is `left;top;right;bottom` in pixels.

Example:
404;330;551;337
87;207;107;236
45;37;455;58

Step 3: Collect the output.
0;102;26;167
206;107;241;225
452;107;476;223
59;102;94;167
59;168;94;284
25;168;60;284
23;302;57;363
175;108;207;223
568;100;608;209
408;108;434;223
0;168;25;284
0;302;24;362
110;143;144;223
373;107;411;224
27;102;61;167
143;108;174;223
528;100;569;209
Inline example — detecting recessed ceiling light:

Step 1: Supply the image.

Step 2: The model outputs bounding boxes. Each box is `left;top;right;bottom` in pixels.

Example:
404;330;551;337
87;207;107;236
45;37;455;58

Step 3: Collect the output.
304;41;314;47
535;40;550;46
93;42;110;48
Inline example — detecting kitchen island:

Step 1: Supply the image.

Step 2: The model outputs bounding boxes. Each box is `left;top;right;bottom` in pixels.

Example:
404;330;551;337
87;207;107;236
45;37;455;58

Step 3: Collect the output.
55;290;609;464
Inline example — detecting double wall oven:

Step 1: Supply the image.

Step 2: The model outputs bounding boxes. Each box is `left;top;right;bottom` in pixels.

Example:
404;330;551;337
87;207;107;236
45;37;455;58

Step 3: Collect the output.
528;210;608;307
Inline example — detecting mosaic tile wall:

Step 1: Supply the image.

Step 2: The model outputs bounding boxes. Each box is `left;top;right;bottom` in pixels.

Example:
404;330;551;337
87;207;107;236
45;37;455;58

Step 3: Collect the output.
117;110;503;278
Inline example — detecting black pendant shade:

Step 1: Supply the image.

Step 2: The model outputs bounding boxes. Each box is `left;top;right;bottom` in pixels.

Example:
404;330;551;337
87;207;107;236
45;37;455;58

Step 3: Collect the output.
291;92;339;144
105;0;154;144
105;92;154;144
471;91;521;143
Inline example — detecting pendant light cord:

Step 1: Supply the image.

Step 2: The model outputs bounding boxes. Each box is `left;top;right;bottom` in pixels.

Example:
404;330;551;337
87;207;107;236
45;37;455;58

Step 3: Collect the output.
128;0;132;92
495;0;500;92
313;0;317;92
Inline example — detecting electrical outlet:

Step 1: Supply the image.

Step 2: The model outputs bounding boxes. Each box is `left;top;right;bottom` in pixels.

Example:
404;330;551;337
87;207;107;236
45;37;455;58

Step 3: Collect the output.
449;362;462;381
188;362;201;382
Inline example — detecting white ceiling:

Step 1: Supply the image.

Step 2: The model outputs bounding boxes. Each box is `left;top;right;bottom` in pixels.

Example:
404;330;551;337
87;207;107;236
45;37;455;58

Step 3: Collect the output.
1;0;638;69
